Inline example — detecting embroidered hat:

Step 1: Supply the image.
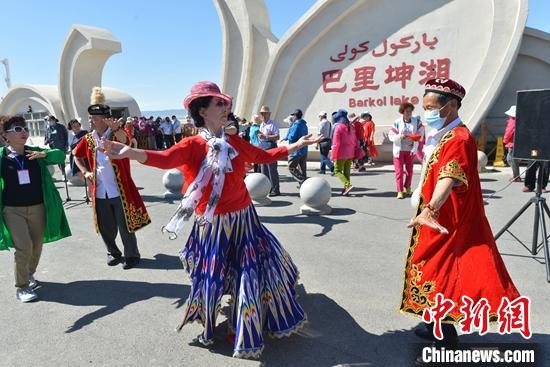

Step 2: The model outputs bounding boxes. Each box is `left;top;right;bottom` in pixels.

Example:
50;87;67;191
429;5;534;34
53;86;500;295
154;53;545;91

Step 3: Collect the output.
424;78;466;101
183;81;232;109
88;87;111;116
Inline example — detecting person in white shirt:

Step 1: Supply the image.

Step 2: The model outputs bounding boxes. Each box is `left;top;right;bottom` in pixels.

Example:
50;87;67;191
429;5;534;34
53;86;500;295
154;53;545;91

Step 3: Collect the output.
317;111;334;174
258;105;281;196
161;117;174;149
388;102;424;199
171;115;182;143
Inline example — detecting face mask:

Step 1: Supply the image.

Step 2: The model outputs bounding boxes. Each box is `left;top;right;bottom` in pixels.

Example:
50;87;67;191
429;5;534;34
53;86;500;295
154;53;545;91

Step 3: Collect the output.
424;103;449;131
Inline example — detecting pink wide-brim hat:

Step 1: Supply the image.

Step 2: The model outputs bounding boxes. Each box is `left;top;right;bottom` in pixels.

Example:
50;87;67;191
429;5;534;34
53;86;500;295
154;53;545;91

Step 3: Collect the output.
183;81;233;109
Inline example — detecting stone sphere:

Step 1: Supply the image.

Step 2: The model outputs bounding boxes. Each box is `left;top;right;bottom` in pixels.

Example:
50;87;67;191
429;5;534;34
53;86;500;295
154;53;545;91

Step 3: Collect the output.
65;165;85;186
477;150;488;172
47;164;55;176
299;177;331;208
162;168;185;193
411;187;420;208
245;173;271;199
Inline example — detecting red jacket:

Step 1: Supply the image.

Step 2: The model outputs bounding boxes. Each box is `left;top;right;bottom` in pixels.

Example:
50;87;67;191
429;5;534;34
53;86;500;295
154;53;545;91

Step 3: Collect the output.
331;123;360;160
145;135;288;215
352;120;364;141
503;117;515;148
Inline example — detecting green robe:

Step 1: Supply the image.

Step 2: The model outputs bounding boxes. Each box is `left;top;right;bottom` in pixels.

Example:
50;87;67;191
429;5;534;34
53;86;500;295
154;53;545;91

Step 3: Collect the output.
0;146;71;250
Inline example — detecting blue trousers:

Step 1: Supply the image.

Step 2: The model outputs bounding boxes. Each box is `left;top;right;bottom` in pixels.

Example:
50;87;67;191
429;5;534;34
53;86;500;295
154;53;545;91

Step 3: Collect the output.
320;152;334;173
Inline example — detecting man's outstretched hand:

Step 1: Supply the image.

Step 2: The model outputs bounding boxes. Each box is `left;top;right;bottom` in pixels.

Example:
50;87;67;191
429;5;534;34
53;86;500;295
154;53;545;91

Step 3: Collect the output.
408;207;449;235
98;138;131;160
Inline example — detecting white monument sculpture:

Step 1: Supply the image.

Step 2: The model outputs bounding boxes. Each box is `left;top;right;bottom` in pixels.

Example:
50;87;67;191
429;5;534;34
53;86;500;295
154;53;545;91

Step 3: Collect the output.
0;25;140;132
486;27;550;123
215;0;537;160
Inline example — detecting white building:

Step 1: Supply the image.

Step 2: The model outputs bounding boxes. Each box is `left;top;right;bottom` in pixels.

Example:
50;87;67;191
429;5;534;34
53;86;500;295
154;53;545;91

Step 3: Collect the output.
215;0;549;160
0;25;140;137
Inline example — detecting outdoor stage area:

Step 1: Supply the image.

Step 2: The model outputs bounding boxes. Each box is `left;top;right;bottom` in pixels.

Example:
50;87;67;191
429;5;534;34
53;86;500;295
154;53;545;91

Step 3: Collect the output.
1;161;549;366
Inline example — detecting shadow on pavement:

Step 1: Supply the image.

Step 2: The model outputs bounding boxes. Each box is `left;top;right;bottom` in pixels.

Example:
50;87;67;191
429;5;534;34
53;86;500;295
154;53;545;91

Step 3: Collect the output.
265;200;293;208
141;195;177;204
138;253;183;270
364;191;401;198
38;280;189;333
331;186;373;193
259;210;353;237
187;285;420;366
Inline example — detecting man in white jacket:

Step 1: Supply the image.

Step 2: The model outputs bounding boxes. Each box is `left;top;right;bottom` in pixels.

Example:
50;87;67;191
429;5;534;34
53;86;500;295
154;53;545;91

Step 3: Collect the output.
388;102;424;199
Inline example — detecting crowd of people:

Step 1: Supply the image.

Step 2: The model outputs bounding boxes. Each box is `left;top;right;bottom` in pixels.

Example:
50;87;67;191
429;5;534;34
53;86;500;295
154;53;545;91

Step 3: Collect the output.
116;115;196;151
0;78;531;362
199;105;380;197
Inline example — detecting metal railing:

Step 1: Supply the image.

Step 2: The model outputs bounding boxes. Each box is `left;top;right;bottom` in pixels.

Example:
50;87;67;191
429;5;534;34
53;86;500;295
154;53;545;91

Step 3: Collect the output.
22;112;48;137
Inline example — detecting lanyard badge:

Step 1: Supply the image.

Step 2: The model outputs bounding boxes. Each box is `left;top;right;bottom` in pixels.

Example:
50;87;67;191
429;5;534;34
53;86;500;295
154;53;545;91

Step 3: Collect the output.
14;156;30;185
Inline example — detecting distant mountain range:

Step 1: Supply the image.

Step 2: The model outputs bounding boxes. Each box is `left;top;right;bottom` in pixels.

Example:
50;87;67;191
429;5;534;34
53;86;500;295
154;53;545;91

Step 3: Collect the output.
141;109;187;118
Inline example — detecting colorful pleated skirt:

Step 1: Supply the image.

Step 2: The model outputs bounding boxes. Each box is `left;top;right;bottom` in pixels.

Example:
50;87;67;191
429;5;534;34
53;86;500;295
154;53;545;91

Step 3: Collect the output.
177;205;307;358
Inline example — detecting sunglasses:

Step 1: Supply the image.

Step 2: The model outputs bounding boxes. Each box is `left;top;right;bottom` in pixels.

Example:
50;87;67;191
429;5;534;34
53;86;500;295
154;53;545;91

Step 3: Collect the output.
5;126;29;133
215;100;230;107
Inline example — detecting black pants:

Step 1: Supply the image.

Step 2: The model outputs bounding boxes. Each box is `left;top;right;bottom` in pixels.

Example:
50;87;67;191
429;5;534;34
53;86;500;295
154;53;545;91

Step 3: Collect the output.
174;133;183;143
95;197;139;259
163;135;174;149
155;134;164;150
288;153;308;184
260;142;280;194
525;161;549;190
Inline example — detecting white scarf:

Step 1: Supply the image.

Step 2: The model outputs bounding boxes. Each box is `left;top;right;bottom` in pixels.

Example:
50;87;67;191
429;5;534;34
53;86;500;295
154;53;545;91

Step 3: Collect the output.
163;128;238;238
419;117;462;185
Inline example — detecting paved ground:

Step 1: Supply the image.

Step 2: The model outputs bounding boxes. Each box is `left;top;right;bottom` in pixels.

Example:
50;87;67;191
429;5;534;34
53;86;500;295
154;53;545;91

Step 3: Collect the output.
1;161;549;366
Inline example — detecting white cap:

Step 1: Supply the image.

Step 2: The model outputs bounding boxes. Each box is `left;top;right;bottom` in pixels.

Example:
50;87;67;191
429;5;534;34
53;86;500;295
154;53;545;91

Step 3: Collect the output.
505;105;516;118
318;110;327;117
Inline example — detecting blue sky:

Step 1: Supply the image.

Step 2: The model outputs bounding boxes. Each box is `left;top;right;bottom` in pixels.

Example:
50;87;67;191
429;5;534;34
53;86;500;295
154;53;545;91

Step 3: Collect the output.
0;0;548;112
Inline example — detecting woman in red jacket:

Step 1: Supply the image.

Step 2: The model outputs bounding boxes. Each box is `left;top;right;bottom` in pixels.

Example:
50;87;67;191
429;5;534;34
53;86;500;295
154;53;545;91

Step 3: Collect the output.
101;81;320;359
503;105;520;181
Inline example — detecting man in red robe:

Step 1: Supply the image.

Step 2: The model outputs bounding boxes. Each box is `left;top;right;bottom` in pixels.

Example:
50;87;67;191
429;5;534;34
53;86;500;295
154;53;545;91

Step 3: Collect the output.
73;88;150;269
399;79;520;345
